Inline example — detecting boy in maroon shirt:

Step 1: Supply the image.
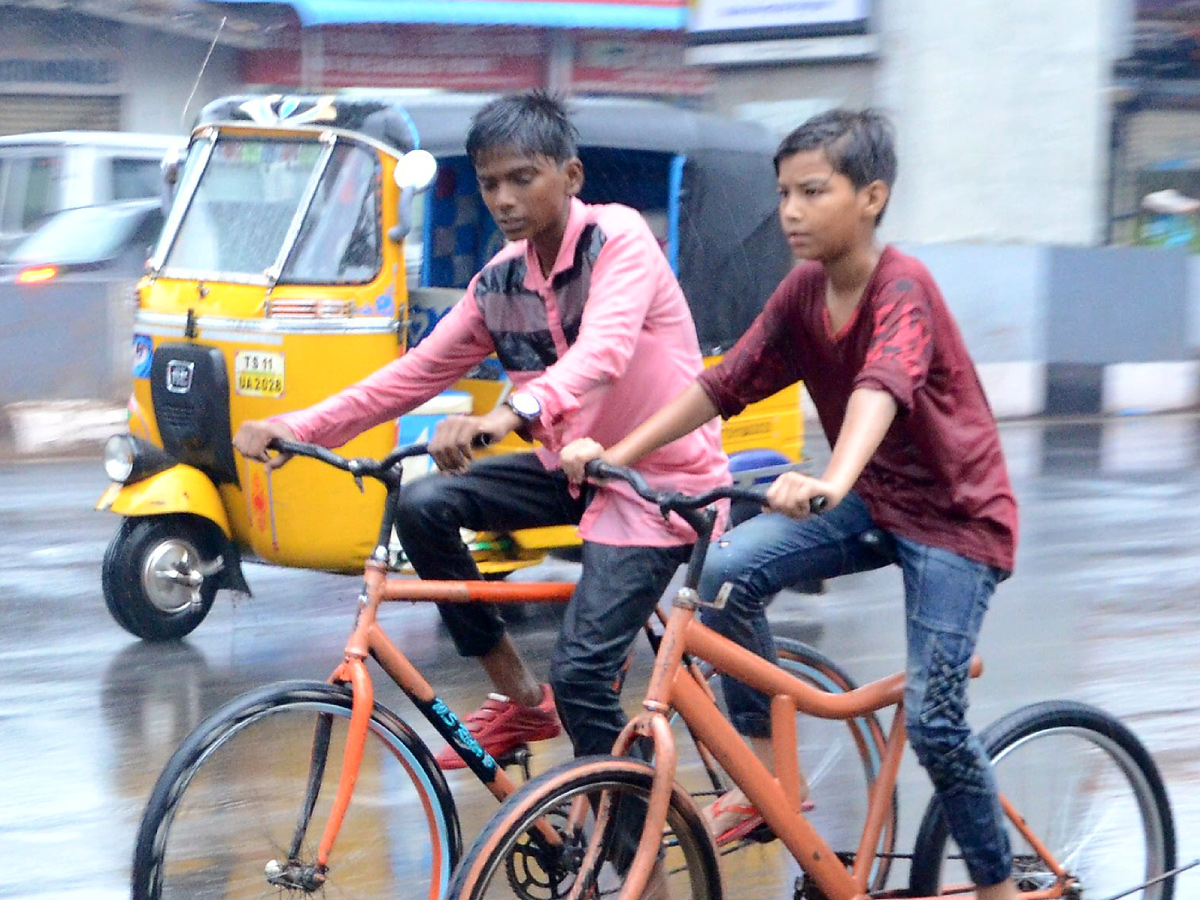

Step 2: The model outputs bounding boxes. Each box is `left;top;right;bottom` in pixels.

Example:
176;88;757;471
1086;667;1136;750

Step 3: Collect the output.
562;109;1019;899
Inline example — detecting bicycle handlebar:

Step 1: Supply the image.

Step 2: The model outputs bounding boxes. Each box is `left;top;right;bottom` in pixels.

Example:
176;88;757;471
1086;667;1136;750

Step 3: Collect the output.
266;439;824;517
584;459;827;516
267;435;492;485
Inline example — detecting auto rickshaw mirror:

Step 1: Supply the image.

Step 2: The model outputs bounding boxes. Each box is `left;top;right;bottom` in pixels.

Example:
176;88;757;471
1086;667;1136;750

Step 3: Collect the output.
394;149;438;191
391;150;437;243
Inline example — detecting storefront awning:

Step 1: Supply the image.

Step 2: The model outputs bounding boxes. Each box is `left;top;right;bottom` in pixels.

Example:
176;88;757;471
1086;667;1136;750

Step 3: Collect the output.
209;0;688;30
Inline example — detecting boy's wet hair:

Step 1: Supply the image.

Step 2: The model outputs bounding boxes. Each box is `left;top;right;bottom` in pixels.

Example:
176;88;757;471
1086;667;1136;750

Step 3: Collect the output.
466;90;579;165
775;108;897;223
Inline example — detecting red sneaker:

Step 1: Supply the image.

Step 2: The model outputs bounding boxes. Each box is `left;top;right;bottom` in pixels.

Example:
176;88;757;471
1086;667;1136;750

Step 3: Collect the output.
703;789;815;847
434;683;562;770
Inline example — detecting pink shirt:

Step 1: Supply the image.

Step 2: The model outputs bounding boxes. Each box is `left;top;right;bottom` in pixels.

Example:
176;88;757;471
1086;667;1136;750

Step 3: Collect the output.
279;198;729;546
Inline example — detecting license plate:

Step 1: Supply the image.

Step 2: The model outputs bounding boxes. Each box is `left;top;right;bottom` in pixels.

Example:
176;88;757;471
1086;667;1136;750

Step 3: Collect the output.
234;351;285;398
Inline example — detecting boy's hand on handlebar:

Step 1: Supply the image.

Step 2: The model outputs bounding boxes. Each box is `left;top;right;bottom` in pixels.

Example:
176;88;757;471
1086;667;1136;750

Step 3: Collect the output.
560;438;606;485
766;471;839;519
233;420;298;470
430;409;513;474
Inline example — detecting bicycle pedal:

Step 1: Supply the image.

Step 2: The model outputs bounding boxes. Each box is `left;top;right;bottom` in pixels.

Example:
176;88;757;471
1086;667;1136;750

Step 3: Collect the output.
496;744;532;779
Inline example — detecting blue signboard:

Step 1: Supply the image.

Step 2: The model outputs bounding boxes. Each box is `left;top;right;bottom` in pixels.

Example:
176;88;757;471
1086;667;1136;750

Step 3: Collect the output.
210;0;688;30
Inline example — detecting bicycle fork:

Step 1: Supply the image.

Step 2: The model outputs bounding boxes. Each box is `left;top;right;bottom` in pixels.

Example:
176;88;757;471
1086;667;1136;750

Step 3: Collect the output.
264;656;374;892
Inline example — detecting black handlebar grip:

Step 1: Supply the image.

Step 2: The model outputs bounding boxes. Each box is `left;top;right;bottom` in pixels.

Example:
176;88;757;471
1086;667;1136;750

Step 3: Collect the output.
584;460;655;500
809;495;829;515
584;459;619;480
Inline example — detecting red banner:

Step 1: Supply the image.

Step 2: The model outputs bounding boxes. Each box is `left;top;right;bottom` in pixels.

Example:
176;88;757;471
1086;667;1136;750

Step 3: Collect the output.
572;33;712;95
243;26;546;92
242;25;708;97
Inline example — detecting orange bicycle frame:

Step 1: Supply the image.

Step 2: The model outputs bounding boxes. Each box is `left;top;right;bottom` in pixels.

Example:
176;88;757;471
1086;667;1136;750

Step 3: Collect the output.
610;601;1070;900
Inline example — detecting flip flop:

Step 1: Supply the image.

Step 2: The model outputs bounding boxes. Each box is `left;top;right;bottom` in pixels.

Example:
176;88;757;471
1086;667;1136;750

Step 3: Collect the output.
704;792;815;847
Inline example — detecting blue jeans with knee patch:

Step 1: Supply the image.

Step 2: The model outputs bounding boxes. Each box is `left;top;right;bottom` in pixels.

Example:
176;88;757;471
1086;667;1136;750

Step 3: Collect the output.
698;491;1012;888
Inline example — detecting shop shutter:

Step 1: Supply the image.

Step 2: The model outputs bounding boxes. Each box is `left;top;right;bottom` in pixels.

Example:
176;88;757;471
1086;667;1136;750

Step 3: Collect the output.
0;94;120;136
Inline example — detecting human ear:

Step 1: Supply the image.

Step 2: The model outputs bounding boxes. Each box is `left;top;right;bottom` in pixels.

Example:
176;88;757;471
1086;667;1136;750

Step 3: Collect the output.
564;157;584;196
862;180;889;220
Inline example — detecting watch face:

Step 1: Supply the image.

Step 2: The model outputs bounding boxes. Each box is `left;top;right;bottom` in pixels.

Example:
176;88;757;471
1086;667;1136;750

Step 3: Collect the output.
509;392;540;419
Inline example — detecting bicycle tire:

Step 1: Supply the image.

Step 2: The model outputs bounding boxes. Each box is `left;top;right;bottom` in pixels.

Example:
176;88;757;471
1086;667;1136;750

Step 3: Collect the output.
131;680;461;900
673;637;896;893
447;755;721;900
908;699;1177;899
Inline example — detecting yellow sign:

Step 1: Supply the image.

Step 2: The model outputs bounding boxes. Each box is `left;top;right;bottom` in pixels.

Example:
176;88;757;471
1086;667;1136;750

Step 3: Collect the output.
234;350;285;397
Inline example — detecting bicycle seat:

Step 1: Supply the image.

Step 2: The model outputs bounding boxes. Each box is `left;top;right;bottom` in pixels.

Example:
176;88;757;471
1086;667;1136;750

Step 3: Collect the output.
857;528;894;558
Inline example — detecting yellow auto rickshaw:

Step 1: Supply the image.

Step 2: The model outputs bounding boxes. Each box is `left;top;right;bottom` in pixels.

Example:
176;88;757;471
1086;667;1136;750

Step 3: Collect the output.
97;92;803;641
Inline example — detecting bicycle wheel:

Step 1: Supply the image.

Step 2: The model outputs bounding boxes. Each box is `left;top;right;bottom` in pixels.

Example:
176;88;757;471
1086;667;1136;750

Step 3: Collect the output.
671;637;895;893
131;680;461;900
448;756;721;900
909;700;1176;899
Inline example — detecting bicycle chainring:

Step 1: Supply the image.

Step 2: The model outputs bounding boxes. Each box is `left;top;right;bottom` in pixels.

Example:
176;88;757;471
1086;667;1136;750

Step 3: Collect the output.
504;808;588;900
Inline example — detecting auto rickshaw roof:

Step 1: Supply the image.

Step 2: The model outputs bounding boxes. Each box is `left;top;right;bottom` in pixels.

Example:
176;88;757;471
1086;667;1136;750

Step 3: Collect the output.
194;94;421;155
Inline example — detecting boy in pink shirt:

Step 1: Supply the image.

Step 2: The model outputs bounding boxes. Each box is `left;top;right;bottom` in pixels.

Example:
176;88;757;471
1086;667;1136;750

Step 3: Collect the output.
234;91;728;772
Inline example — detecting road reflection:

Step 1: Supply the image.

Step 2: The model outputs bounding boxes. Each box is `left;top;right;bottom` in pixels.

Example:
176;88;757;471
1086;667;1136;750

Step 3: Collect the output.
0;414;1197;898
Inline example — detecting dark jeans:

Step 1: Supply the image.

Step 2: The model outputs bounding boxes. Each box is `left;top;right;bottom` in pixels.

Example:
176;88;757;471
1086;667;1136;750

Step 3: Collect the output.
697;491;1013;888
393;452;689;759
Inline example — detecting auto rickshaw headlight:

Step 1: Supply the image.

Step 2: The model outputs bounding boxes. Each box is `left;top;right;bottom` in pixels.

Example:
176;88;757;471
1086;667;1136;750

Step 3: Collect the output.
104;435;135;482
104;434;176;485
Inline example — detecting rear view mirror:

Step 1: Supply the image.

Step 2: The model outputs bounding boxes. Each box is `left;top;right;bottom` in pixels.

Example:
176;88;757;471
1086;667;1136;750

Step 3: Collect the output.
392;150;438;242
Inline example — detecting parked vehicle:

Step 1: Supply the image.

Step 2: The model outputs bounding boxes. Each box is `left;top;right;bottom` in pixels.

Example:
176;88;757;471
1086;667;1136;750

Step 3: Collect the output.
0;197;164;284
96;92;803;641
0;199;166;405
0;131;182;258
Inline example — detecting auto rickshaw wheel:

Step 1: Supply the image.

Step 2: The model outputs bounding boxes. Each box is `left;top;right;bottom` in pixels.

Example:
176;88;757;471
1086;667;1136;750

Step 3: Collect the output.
102;514;222;642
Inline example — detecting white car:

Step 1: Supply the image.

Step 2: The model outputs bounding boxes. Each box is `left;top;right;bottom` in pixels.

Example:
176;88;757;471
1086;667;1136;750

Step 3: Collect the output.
0;130;182;258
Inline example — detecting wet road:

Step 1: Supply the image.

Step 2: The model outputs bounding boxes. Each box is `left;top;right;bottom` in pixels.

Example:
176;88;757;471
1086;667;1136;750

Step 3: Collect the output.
1;414;1197;898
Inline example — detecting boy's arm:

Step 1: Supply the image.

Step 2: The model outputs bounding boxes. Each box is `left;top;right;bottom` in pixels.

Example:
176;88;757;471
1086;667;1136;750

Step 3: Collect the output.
273;290;494;449
606;383;719;466
767;273;930;515
560;382;716;482
765;387;896;517
822;388;897;495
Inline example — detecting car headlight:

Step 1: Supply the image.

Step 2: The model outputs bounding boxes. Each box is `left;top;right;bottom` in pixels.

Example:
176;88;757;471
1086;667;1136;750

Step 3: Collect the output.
104;434;175;485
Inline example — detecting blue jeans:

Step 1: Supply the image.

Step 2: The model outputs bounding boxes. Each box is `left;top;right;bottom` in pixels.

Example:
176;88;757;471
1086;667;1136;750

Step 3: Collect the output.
698;491;1012;888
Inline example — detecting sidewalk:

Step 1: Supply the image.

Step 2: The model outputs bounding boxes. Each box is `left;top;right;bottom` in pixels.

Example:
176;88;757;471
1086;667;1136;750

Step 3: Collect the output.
0;401;128;459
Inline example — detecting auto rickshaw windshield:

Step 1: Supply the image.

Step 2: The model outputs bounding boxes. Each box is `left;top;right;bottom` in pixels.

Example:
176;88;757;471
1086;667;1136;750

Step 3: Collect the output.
157;136;382;286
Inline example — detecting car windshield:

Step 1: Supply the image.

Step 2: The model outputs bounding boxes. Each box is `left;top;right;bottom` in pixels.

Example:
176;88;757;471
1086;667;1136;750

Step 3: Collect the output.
11;201;154;265
159;137;381;284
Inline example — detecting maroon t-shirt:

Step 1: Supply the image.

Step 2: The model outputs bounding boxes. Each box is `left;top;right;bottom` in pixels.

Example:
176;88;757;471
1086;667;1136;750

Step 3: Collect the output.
699;245;1017;572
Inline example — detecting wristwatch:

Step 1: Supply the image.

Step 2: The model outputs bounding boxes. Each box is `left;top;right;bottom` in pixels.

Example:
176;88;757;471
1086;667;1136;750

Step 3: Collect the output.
504;391;542;423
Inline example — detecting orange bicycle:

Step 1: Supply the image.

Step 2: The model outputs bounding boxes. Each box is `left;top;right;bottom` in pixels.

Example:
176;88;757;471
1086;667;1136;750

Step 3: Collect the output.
129;440;892;900
446;462;1181;900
